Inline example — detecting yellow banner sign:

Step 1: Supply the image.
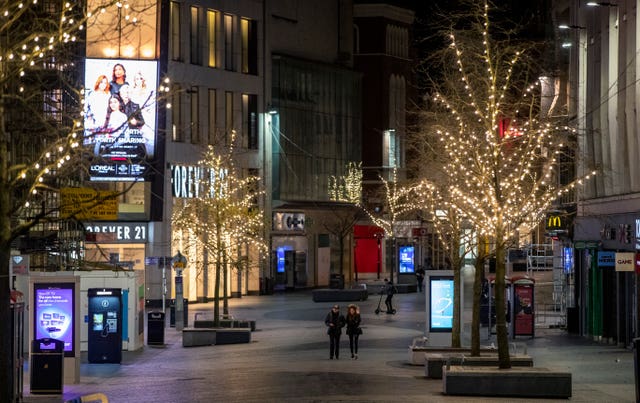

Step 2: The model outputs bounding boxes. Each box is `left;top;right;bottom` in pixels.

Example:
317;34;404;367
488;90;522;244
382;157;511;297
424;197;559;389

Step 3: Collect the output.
60;188;118;220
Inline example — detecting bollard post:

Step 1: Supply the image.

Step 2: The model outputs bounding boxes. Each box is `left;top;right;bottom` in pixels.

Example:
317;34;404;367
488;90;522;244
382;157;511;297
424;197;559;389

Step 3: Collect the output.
634;338;640;403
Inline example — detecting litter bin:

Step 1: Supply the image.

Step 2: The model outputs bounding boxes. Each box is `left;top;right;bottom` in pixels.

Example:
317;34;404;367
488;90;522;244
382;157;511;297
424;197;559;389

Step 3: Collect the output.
30;338;64;394
147;311;165;345
169;299;188;328
329;274;344;289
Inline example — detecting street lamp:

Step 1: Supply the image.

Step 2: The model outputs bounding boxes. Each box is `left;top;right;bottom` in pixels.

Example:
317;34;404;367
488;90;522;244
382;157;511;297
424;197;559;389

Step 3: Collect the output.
586;2;617;6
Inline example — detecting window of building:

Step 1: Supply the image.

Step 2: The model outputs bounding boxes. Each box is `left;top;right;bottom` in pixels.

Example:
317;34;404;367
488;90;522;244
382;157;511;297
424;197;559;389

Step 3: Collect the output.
86;0;158;58
241;18;258;75
383;129;399;168
208;89;217;144
42;89;63;124
224;14;235;71
171;2;181;61
207;10;218;68
190;86;199;144
172;84;183;142
225;91;234;144
190;6;202;65
242;94;258;149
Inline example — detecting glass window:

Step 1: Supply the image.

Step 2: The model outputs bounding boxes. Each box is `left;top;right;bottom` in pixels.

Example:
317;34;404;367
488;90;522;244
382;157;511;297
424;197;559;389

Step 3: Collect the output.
208;89;217;145
171;2;181;61
172;84;183;142
242;94;258;149
86;0;158;59
190;86;199;144
224;14;234;71
225;91;234;144
207;10;218;67
190;6;202;65
241;18;258;75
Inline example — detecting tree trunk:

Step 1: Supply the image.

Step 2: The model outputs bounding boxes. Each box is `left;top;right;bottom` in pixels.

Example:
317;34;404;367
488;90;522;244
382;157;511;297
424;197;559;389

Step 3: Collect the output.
471;236;487;356
0;96;12;401
223;246;229;316
494;228;511;368
213;225;222;326
451;255;461;348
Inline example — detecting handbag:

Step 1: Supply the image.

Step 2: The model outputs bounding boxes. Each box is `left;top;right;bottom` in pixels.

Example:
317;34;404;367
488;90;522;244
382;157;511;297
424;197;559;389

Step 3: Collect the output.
357;327;363;335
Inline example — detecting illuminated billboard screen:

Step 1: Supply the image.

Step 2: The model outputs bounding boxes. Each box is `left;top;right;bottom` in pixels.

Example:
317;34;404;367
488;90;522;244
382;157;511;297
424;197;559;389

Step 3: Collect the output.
429;276;453;332
84;58;158;181
34;283;76;357
398;245;415;273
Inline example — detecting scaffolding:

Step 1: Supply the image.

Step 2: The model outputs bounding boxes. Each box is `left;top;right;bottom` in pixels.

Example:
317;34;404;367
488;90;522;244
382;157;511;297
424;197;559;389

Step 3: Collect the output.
526;244;554;272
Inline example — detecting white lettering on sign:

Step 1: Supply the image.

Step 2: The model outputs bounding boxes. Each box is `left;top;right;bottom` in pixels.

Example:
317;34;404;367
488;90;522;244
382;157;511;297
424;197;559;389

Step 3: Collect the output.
171;164;228;199
85;223;147;241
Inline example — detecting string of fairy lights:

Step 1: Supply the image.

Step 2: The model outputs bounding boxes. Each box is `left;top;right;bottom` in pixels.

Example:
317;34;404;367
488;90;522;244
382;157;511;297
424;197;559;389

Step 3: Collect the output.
171;142;269;269
418;0;596;245
5;1;166;215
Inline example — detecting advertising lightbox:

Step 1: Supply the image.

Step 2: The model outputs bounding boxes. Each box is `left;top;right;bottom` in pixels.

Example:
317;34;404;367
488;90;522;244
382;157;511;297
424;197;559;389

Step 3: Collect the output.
84;58;158;182
34;283;76;357
398;245;415;273
429;276;454;332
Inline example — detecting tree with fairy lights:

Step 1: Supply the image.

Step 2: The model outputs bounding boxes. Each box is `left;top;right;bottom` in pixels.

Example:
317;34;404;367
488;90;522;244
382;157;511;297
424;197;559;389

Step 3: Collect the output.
327;162;365;279
0;2;130;400
412;1;595;368
172;141;267;326
363;169;421;284
0;2;165;399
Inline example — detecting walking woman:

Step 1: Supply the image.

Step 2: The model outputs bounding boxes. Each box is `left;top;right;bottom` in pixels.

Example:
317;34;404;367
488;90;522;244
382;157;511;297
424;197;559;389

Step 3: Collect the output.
345;304;362;359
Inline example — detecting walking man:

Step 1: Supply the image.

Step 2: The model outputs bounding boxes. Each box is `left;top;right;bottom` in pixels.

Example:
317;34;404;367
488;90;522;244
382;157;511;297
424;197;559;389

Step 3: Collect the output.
325;305;345;359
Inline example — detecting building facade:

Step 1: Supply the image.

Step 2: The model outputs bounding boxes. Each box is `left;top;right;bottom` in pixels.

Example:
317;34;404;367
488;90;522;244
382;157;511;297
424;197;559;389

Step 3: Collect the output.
560;0;640;346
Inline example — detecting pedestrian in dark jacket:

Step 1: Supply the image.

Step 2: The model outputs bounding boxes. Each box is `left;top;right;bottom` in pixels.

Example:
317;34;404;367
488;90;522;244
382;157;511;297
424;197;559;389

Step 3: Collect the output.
325;305;345;359
345;304;362;359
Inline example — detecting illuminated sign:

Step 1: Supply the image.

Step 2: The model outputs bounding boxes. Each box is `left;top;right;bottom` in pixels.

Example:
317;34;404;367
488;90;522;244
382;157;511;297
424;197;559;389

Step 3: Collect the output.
636;219;640;250
60;188;118;220
429;276;454;332
615;252;635;272
170;164;229;198
34;283;75;356
398;245;415;273
85;222;148;243
84;58;158;182
597;251;615;267
273;212;305;231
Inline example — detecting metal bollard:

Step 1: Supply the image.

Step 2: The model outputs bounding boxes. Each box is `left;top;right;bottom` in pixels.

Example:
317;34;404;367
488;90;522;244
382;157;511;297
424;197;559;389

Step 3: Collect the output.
634;338;640;403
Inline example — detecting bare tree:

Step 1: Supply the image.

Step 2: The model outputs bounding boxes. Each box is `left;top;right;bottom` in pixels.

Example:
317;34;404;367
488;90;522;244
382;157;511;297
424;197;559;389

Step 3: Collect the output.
172;143;267;326
411;1;594;368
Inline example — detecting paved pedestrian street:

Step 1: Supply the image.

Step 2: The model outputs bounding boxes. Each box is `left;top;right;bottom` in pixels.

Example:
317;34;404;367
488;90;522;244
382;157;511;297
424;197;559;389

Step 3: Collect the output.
23;291;636;402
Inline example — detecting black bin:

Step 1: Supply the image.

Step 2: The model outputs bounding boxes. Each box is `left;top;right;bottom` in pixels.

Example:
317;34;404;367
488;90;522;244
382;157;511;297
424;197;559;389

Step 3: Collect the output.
169;299;188;327
147;311;165;345
30;338;64;394
329;274;344;289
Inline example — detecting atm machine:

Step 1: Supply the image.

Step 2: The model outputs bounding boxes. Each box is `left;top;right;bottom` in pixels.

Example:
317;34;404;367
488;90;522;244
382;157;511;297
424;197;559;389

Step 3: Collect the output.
87;288;122;363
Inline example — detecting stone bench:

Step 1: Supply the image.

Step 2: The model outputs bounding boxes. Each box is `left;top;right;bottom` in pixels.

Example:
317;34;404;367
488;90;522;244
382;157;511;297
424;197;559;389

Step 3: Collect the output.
443;365;571;398
182;328;252;347
312;288;368;302
425;352;533;379
194;319;256;332
214;328;252;345
182;328;216;347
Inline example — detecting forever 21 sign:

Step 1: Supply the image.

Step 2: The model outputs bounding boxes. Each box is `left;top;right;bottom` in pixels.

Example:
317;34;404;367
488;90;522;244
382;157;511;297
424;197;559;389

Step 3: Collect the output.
171;164;227;199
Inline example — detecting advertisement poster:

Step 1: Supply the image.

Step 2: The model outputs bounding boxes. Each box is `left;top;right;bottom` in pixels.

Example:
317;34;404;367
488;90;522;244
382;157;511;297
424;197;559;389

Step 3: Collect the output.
429;277;453;331
398;245;415;273
84;58;158;181
513;284;534;335
34;283;75;356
